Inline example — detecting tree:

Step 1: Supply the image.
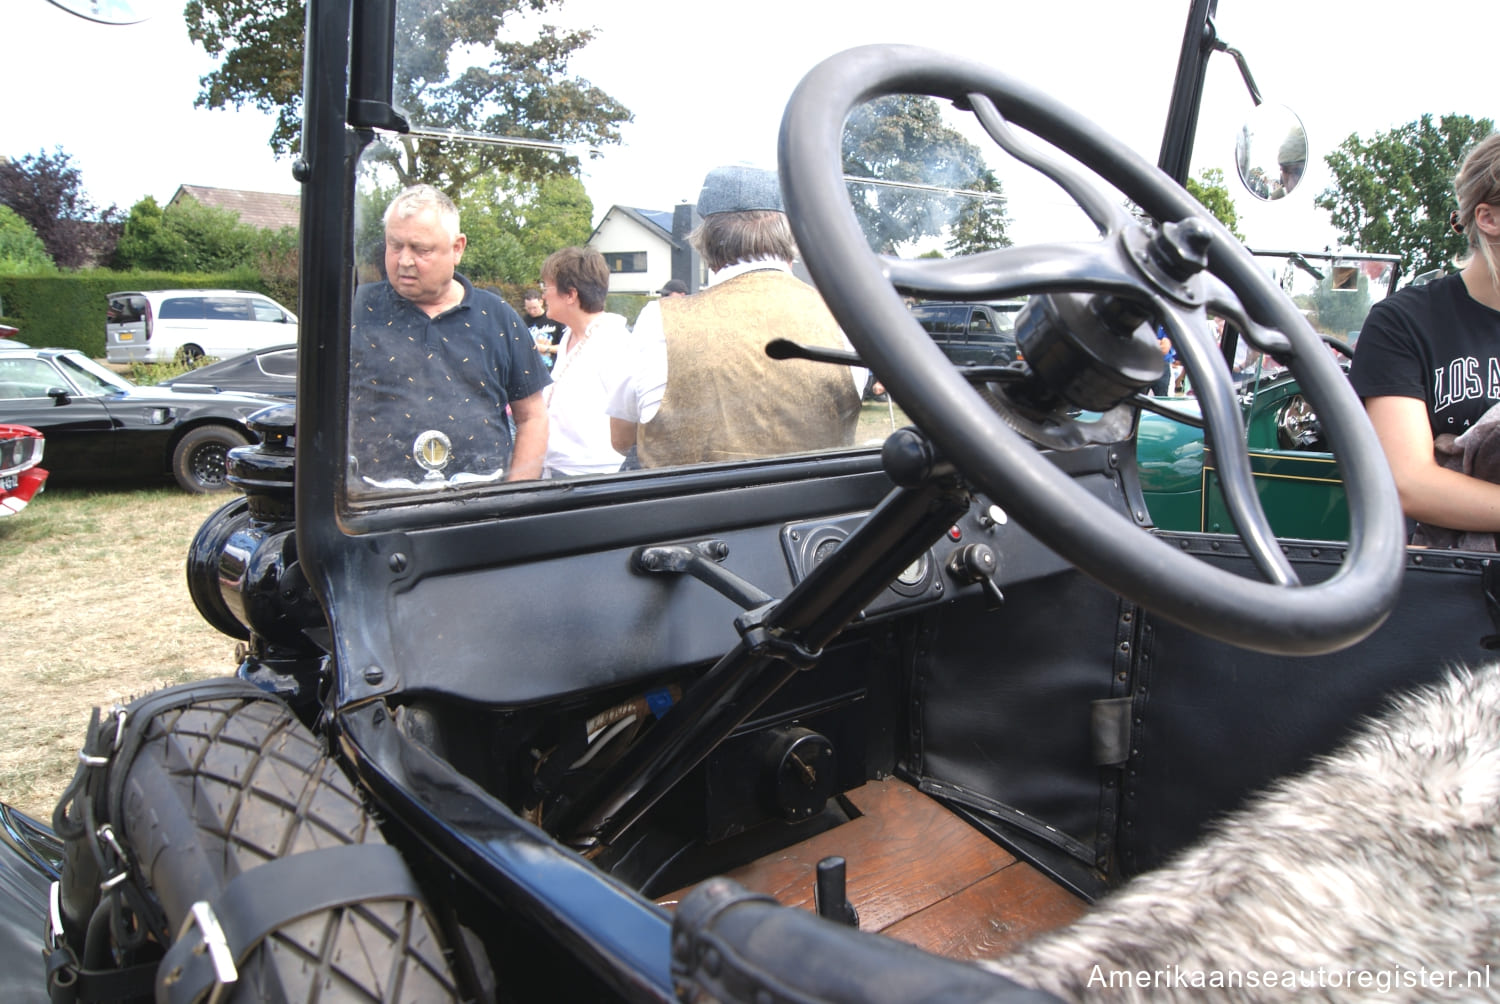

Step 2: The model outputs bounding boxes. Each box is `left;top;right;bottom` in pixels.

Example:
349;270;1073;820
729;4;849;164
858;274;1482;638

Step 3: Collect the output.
842;95;987;252
1315;114;1493;278
0;205;56;273
186;0;631;192
461;173;593;285
0;148;120;269
944;170;1011;256
112;197;189;271
113;195;295;274
1184;168;1243;241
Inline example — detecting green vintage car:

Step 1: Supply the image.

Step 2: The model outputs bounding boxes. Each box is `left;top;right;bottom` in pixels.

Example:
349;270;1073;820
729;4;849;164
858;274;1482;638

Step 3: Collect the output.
1137;249;1403;539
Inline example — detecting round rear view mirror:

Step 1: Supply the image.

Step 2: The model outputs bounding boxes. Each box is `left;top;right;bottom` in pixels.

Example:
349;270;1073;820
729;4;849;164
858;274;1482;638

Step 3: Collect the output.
1234;104;1308;202
44;0;156;24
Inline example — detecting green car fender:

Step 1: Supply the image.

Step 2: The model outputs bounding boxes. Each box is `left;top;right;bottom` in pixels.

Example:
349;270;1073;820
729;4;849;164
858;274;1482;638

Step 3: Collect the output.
1137;375;1349;540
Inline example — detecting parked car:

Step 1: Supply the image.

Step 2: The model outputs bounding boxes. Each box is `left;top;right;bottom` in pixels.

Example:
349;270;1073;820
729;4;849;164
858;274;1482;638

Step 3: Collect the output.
0;347;278;492
0;423;46;515
909;300;1024;367
105;289;298;365
0;805;56;1004
158;343;297;400
25;4;1495;1003
1136;250;1402;540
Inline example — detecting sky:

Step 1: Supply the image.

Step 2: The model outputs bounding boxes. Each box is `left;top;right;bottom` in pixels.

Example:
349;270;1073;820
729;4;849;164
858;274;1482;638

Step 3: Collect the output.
5;0;1493;254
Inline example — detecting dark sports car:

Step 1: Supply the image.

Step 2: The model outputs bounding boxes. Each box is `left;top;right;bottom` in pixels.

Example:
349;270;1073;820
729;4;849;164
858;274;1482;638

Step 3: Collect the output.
0;347;280;493
158;343;297;401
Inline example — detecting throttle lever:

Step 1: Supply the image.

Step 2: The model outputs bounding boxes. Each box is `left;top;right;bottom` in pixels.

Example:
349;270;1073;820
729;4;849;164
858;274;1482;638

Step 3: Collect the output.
947;543;1005;608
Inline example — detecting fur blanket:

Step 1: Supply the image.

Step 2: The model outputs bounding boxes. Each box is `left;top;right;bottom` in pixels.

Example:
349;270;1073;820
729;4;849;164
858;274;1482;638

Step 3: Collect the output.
984;664;1500;1002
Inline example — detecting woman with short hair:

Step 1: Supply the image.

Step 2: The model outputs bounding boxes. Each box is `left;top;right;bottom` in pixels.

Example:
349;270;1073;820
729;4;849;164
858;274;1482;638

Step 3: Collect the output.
539;246;628;477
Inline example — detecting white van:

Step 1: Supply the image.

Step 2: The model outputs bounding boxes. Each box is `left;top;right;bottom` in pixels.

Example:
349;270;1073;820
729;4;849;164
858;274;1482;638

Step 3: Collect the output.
106;290;298;364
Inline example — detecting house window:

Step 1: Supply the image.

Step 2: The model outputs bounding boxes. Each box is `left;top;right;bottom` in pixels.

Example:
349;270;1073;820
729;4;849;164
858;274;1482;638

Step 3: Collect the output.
607;251;648;273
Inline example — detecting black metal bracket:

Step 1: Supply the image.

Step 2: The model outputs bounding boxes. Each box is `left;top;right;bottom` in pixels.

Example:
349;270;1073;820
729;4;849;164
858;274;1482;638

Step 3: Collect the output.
633;540;774;610
735;602;822;671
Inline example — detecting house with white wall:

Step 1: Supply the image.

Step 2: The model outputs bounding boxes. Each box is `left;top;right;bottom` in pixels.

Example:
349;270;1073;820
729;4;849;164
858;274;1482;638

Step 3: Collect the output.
587;204;703;296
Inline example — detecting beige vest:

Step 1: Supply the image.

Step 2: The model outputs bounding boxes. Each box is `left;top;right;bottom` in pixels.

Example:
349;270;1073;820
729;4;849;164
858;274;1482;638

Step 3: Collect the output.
637;270;862;468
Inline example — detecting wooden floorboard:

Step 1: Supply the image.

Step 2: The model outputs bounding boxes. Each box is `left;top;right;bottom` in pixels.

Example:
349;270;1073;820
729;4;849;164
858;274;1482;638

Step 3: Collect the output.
881;857;1089;959
660;777;1088;958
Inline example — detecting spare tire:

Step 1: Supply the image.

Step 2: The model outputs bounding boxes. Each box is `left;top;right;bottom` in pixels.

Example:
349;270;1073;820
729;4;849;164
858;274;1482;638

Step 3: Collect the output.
54;683;462;1003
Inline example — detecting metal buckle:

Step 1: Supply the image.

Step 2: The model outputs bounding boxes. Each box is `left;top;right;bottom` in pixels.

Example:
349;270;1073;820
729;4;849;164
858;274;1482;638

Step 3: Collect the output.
96;824;131;893
110;705;130;752
175;900;239;1003
48;881;65;948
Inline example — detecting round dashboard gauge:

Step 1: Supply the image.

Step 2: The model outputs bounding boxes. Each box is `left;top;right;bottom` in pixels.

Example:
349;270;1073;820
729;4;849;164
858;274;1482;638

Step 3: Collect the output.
890;552;932;596
897;554;929;586
812;537;843;565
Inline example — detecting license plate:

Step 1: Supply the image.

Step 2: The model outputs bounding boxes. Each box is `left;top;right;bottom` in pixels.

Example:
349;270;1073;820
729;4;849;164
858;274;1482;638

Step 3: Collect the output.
0;474;17;491
118;333;133;342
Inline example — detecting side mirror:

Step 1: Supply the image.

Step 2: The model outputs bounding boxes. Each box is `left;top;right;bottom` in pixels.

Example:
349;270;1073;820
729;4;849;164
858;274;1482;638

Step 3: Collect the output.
47;387;71;405
1234;104;1309;202
43;0;157;23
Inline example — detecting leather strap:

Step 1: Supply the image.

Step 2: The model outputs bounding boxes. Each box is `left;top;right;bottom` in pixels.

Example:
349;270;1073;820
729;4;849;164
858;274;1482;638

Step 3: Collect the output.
156;843;422;1004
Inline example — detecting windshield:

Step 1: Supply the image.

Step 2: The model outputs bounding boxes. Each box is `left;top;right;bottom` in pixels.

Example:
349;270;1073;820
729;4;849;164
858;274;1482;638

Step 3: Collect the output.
333;0;1381;510
1254;250;1400;343
56;352;133;395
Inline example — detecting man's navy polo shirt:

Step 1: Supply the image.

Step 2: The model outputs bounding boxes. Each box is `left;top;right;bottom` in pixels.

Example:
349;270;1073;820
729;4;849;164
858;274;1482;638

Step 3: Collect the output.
349;274;550;482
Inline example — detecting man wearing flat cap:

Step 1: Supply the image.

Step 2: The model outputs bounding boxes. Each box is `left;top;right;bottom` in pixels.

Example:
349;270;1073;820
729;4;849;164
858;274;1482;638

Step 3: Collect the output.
604;165;862;468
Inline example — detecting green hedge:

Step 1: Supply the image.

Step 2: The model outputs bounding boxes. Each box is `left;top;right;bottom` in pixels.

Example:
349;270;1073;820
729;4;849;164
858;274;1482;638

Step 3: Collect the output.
0;270;271;357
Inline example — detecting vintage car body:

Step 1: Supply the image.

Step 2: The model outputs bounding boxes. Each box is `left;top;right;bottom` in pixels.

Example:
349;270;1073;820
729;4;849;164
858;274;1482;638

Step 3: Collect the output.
27;1;1498;1002
0;423;47;515
0;347;278;492
158;344;298;401
1137;249;1401;540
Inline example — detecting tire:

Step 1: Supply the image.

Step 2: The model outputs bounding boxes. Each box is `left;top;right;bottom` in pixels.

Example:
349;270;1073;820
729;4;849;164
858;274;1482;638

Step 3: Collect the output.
119;694;461;1002
176;343;205;365
172;425;249;493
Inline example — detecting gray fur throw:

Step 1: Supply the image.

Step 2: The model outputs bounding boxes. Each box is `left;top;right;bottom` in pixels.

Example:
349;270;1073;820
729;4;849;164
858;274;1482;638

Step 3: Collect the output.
985;664;1500;1002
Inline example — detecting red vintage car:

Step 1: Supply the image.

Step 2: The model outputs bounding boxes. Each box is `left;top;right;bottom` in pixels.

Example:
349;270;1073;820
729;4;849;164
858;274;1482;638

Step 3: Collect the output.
0;423;47;516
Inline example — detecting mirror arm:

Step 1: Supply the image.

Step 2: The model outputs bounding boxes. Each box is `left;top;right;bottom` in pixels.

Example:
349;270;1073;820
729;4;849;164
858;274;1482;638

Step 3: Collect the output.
1213;34;1264;106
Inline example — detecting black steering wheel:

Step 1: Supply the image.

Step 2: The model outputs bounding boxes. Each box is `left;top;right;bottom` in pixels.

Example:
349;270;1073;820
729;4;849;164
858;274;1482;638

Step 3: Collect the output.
778;45;1404;655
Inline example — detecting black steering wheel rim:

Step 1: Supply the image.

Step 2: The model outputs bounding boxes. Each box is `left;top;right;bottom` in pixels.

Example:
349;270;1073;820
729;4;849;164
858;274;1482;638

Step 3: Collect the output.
778;44;1404;655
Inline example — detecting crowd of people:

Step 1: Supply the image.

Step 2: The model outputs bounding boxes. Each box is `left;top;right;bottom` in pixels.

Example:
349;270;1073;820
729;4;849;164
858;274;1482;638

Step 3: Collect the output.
348;166;862;491
346;130;1500;544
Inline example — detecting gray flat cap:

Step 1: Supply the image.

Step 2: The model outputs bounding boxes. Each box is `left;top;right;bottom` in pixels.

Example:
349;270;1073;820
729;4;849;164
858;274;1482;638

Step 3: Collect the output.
696;165;784;216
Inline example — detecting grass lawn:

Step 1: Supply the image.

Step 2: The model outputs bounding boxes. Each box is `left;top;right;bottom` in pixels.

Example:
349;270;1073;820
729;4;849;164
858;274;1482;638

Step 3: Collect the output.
0;485;239;819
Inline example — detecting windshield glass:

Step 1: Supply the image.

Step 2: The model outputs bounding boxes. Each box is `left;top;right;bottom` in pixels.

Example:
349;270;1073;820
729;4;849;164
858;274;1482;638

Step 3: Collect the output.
56;353;133;395
335;0;1378;507
1241;250;1401;381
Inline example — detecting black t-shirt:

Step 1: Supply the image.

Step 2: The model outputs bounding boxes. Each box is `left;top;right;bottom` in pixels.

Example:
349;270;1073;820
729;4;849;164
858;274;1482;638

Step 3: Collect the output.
1349;272;1500;438
349;275;550;483
525;312;564;368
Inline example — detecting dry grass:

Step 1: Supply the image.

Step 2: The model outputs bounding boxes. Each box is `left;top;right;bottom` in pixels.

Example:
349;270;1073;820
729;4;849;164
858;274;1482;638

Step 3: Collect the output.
0;486;240;819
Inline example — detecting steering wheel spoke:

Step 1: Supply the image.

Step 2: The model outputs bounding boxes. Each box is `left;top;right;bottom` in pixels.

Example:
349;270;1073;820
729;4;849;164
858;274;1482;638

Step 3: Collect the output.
780;43;1405;655
883;239;1145;302
967;92;1128;235
1160;305;1298;586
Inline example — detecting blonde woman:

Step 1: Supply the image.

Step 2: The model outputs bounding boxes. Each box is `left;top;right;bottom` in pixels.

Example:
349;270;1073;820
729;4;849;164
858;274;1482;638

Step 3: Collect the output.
1350;134;1500;536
